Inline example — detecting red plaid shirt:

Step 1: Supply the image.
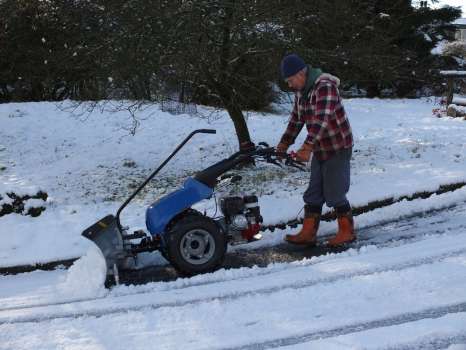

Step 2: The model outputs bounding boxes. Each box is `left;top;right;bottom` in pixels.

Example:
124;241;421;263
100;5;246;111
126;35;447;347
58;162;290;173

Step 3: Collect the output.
280;74;353;161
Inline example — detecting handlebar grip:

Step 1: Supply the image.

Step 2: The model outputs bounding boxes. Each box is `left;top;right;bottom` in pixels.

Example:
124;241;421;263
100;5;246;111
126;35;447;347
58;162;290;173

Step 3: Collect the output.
197;129;216;134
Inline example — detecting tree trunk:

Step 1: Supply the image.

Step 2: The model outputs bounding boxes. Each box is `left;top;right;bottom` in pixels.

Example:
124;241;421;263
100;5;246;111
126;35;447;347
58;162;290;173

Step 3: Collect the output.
204;69;254;152
217;4;253;152
225;102;254;151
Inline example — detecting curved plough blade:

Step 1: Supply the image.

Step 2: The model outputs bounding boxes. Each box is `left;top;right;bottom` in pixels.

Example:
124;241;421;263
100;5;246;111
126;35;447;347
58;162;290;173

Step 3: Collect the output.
81;215;126;287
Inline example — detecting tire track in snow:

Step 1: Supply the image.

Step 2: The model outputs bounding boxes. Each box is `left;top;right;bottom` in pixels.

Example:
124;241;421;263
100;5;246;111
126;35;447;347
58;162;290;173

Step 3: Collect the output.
0;223;462;315
1;205;465;317
222;304;466;350
117;201;466;285
1;201;465;317
391;335;466;350
0;211;450;313
1;245;465;326
1;182;465;276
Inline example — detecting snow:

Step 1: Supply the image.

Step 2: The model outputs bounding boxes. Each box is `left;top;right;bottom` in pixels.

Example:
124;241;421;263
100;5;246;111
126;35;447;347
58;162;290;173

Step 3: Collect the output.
1;222;466;349
2;203;465;311
1;98;466;268
238;184;466;250
57;245;107;299
283;314;466;349
449;103;466;113
0;194;13;206
431;39;447;55
452;96;466;105
448;345;466;350
0;95;466;348
22;198;47;212
439;70;466;76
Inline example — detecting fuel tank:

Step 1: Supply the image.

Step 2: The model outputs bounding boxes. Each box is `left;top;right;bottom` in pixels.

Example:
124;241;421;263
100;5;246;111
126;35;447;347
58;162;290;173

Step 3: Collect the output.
145;177;213;236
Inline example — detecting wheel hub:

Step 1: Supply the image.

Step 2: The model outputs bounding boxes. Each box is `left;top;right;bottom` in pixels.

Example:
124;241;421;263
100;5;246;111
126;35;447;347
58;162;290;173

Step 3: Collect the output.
180;229;215;265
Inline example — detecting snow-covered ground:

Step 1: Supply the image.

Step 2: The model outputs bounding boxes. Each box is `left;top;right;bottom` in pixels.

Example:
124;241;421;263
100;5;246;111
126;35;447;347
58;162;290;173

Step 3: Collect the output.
1;200;466;349
1;97;466;349
1;97;465;266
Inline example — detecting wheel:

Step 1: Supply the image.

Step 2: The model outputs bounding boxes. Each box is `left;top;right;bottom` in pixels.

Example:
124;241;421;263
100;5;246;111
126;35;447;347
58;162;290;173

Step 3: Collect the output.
160;247;169;262
165;214;227;275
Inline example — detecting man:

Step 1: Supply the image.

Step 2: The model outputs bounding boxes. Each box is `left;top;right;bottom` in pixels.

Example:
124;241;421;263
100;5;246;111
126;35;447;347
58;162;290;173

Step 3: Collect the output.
277;53;355;246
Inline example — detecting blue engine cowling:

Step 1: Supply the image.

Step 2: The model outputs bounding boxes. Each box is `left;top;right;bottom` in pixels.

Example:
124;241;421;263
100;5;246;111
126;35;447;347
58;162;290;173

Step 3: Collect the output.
145;177;213;236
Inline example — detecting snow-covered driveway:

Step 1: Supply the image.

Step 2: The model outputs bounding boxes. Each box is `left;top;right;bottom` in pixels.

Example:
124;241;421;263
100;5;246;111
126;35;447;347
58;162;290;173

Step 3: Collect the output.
1;200;465;350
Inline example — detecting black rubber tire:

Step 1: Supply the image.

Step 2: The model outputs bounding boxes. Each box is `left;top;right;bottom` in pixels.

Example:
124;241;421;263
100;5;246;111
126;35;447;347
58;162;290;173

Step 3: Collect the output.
160;247;169;262
165;214;227;275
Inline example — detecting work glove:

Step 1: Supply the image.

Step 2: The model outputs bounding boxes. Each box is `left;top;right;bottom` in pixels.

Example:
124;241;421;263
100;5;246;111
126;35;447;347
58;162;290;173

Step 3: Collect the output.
276;141;289;159
294;142;313;162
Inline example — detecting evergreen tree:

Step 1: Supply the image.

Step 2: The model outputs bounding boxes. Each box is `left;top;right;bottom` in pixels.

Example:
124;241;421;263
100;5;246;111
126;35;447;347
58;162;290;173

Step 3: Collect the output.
281;0;461;96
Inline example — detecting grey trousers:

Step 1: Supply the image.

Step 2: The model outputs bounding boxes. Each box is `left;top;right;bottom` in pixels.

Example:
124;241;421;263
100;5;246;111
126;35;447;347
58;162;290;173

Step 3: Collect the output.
303;148;352;209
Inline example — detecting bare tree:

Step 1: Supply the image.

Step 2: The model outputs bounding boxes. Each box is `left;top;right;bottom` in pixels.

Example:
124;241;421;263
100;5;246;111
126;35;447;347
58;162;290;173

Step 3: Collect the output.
163;0;285;149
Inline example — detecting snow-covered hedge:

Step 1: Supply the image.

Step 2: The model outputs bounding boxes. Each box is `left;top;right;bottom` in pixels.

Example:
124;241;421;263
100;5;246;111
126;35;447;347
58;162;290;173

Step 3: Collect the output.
0;191;48;217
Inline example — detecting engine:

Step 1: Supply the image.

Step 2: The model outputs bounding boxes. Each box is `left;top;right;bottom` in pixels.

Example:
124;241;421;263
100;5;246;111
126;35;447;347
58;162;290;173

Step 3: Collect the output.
220;195;263;243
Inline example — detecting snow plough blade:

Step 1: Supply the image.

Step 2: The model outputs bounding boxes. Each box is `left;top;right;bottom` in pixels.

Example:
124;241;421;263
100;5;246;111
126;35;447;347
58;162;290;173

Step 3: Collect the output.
81;214;126;287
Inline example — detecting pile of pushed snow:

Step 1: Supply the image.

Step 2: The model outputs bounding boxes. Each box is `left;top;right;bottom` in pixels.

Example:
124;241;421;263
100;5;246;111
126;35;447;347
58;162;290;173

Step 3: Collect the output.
58;245;108;298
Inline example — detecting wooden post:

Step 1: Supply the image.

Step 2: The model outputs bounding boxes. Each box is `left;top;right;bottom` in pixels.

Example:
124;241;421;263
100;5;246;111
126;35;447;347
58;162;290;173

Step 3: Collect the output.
439;70;466;106
446;77;454;105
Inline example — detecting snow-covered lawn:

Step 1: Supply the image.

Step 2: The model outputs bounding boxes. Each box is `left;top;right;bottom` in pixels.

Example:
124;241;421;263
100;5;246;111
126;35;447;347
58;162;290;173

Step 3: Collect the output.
1;97;466;267
1;97;466;350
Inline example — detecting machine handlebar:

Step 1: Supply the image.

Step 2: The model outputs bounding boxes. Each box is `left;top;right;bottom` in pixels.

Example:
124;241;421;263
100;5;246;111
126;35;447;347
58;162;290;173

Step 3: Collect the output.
197;129;217;134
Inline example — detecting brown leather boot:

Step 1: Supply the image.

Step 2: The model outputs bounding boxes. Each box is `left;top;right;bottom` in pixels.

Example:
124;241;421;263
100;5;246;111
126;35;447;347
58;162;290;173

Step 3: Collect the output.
285;213;320;246
327;211;356;246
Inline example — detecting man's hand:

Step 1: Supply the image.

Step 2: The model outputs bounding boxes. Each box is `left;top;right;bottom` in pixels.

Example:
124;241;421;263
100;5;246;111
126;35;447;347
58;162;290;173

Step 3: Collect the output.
276;142;289;159
294;142;313;162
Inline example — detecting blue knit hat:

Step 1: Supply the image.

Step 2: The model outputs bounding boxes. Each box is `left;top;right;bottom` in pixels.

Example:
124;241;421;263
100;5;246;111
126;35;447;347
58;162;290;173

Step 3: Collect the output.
281;54;306;79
